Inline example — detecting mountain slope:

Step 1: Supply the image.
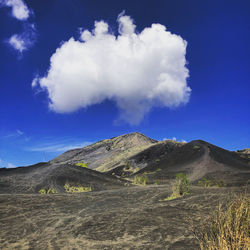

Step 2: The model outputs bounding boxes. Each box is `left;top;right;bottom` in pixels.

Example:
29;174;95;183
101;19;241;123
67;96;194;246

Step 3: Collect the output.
131;140;250;186
107;139;185;177
0;162;125;194
236;148;250;160
51;132;158;172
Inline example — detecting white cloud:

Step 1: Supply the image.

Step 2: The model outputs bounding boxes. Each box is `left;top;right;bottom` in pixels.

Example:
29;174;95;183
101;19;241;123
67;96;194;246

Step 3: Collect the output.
8;23;36;53
163;137;187;143
34;13;191;125
9;34;26;52
7;163;16;168
2;0;29;20
28;142;92;153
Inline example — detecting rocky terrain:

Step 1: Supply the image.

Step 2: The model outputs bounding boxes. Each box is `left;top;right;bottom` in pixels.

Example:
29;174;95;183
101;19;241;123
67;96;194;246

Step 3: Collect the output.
0;132;249;249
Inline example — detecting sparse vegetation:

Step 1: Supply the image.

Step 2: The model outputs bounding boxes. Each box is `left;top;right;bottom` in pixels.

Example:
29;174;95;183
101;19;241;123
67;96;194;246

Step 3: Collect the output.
47;188;57;194
64;183;91;193
76;162;88;168
39;188;57;194
164;173;190;200
155;180;160;185
193;193;250;249
193;145;200;150
198;177;213;187
132;175;148;185
215;179;226;187
39;188;46;194
198;177;226;187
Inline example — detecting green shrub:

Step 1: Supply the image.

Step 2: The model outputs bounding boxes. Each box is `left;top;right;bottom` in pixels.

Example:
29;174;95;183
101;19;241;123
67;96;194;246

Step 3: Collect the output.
39;188;57;194
76;162;88;168
39;189;46;194
198;178;213;187
64;183;91;193
193;193;250;249
47;188;57;194
132;175;148;185
164;173;190;201
193;145;200;150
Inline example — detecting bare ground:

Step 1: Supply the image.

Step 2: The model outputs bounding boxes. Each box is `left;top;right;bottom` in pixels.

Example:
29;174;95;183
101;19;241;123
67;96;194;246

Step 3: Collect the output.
0;185;246;250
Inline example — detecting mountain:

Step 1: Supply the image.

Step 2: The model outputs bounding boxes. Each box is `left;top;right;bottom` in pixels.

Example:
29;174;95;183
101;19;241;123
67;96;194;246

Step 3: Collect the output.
51;132;160;172
131;140;250;186
0;162;125;194
0;133;249;194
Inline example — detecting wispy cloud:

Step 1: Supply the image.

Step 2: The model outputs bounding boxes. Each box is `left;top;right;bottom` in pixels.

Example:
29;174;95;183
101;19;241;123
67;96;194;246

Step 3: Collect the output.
27;141;92;153
1;0;30;20
3;129;24;138
1;0;37;54
8;23;37;53
16;129;24;135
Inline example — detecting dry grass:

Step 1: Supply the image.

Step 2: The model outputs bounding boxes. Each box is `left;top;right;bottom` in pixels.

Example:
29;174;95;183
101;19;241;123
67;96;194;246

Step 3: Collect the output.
64;184;92;193
132;175;148;185
193;192;250;249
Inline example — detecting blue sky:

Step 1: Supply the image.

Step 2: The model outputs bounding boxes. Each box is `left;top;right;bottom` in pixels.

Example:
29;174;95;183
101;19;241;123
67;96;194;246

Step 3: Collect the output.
0;0;249;168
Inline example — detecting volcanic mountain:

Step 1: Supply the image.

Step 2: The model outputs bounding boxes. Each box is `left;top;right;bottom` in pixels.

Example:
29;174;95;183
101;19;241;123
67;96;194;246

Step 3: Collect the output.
51;132;184;172
0;133;249;249
50;132;249;186
0;132;249;194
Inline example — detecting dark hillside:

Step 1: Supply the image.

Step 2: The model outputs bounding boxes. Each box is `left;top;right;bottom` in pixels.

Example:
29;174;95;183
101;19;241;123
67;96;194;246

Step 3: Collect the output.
0;163;125;194
132;140;250;186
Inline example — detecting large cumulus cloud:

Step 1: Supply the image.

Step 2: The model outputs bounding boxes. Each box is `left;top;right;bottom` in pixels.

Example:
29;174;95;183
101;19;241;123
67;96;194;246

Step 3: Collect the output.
34;13;191;124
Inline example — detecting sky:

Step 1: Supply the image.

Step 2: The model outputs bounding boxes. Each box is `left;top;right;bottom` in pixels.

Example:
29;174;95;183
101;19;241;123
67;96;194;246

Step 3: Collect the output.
0;0;249;168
